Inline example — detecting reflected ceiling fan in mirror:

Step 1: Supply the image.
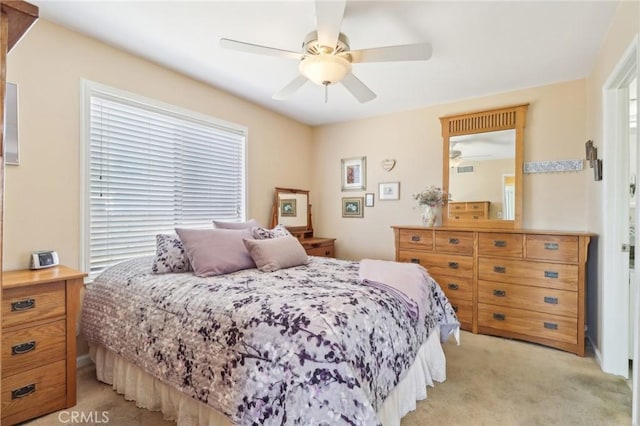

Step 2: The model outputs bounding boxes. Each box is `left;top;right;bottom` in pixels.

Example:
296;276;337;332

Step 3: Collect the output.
220;0;432;103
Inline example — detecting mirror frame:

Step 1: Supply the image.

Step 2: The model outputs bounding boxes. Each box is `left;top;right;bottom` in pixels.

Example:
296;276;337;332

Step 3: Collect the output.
441;103;529;229
270;187;313;238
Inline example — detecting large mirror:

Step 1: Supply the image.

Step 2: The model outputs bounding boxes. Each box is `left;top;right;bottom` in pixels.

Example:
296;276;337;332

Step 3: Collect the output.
270;187;313;238
441;104;528;228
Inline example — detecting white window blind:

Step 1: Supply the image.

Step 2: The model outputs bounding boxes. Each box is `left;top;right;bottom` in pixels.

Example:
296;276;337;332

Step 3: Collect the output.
86;85;246;280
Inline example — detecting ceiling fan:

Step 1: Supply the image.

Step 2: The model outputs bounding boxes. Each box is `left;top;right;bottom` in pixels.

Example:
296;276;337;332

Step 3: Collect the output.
219;0;432;103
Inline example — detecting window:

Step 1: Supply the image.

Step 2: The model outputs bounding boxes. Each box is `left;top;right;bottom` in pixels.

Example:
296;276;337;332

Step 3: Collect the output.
82;81;247;280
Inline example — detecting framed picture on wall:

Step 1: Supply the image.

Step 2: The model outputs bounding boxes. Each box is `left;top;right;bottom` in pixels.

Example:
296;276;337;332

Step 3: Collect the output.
379;182;400;200
341;156;366;191
342;197;364;218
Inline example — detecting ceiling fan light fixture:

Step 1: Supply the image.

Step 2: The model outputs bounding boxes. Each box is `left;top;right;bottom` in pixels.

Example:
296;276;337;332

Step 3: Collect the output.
299;54;352;86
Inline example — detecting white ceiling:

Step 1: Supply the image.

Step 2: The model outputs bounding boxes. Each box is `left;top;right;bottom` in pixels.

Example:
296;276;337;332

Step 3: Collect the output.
31;1;619;126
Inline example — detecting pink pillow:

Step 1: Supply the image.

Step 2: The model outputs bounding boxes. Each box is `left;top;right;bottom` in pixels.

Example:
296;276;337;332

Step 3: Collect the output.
243;235;308;272
213;219;259;229
175;228;255;277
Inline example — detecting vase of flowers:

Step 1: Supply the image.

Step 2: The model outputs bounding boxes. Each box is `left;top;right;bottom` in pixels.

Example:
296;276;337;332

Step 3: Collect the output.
413;185;447;227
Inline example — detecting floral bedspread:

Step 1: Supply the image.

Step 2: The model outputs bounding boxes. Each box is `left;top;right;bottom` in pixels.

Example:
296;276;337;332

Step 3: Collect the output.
81;256;458;425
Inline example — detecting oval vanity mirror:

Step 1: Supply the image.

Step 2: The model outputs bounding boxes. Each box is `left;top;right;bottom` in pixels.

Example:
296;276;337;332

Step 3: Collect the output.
441;104;528;229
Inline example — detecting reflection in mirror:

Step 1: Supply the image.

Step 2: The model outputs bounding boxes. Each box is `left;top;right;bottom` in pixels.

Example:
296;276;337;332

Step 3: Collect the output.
448;129;515;221
271;187;313;238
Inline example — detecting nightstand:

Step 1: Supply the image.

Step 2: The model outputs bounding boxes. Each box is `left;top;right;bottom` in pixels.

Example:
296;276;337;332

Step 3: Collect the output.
300;237;336;258
1;266;85;425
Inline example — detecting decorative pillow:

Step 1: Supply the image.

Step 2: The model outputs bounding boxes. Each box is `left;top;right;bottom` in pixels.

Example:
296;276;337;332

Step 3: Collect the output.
151;234;193;274
243;235;308;272
251;224;292;240
175;227;255;277
213;219;260;230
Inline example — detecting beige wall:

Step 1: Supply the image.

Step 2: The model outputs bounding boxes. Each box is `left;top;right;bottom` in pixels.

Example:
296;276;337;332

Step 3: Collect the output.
312;79;588;260
4;19;312;271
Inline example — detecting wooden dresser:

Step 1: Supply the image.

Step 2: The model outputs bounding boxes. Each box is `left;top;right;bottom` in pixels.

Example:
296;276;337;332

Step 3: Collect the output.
1;266;85;425
448;201;490;220
393;226;592;356
300;237;336;258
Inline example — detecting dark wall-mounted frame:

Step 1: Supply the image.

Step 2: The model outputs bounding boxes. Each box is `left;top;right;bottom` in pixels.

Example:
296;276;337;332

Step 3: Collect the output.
585;140;602;181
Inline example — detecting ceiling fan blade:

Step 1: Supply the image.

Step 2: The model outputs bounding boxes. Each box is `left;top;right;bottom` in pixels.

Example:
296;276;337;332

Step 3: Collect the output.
273;75;308;100
350;43;432;63
220;38;303;60
341;73;376;103
315;0;346;49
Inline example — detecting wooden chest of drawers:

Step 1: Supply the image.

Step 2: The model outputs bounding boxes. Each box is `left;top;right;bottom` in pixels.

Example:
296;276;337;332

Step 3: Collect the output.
300;237;336;258
393;226;592;356
1;266;85;425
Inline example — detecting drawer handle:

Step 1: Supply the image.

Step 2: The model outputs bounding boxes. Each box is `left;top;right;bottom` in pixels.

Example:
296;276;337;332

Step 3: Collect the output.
449;238;459;245
411;235;421;242
473;215;479;219
11;383;36;400
454;215;461;219
447;283;459;290
544;271;559;279
493;266;506;273
493;313;506;321
448;262;459;269
544;296;559;304
493;240;507;247
544;242;559;250
410;258;420;264
11;299;35;312
493;289;506;297
452;305;459;313
324;251;331;256
544;322;558;330
12;341;36;355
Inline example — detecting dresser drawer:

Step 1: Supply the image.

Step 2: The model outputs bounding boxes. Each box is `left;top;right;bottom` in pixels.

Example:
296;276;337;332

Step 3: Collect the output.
478;258;578;291
2;282;66;329
478;281;577;317
466;202;487;212
478;304;577;344
399;252;473;277
526;234;578;263
437;275;473;301
2;319;66;378
435;231;474;255
449;202;466;212
448;296;472;328
1;359;66;424
398;229;433;250
449;211;485;220
478;233;523;258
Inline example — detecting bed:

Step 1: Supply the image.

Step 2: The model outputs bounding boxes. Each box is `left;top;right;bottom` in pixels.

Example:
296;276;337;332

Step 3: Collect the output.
81;254;458;425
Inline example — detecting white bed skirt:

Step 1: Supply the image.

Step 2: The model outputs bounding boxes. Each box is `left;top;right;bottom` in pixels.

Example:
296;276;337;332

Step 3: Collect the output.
89;326;446;426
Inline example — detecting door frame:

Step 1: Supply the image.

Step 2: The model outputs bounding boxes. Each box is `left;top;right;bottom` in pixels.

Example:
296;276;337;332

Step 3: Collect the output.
602;35;639;424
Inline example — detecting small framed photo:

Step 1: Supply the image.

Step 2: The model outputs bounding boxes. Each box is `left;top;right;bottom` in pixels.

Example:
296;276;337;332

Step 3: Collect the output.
280;199;297;216
365;193;374;207
379;182;400;200
342;197;364;218
341;156;367;191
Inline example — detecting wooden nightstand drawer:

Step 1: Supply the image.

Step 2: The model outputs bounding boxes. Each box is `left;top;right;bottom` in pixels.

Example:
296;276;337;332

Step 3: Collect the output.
2;281;66;329
526;235;578;263
478;304;577;345
300;237;335;258
435;231;473;255
478;233;523;258
478;281;577;317
478;258;578;291
1;360;67;425
2;319;66;377
398;229;433;250
305;244;335;257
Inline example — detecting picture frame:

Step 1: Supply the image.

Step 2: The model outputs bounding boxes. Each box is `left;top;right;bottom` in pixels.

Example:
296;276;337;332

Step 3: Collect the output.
365;192;374;207
279;198;297;216
341;156;366;191
378;182;400;200
342;197;364;218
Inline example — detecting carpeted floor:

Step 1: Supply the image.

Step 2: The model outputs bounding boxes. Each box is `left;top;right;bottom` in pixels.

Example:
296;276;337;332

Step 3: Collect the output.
26;331;631;426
